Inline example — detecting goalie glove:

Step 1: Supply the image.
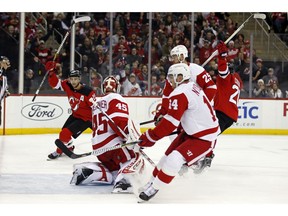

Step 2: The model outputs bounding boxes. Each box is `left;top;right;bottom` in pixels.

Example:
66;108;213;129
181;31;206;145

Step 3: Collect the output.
216;41;228;58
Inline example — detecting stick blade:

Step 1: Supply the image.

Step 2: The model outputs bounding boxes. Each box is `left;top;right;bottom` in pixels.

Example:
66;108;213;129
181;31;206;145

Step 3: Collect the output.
74;16;91;24
253;13;266;20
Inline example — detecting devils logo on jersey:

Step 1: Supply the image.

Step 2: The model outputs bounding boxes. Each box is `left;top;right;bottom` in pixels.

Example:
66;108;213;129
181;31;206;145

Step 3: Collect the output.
69;95;84;111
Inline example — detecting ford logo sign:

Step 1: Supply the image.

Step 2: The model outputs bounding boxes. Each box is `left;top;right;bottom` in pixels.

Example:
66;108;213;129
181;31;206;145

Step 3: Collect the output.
21;102;63;121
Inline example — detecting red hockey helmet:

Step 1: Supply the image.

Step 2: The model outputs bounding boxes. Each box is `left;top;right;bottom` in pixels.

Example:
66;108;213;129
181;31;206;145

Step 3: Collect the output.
102;76;120;94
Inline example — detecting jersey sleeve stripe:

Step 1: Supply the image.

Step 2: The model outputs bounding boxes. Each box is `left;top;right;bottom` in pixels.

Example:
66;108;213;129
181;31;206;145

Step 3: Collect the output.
110;112;129;119
218;67;229;79
163;114;180;127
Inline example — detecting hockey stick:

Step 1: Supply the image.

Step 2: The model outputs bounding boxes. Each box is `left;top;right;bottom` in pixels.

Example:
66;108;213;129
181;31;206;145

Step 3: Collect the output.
201;13;266;67
139;119;154;125
55;130;179;160
32;16;91;102
94;104;156;167
55;139;140;159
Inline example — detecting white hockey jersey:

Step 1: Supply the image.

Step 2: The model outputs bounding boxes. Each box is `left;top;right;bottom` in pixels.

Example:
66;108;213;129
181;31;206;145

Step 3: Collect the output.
91;93;129;151
153;81;220;142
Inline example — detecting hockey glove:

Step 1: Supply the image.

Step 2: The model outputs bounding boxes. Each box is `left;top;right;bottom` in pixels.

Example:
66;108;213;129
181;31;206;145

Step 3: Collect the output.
217;41;228;58
138;129;158;147
45;61;57;74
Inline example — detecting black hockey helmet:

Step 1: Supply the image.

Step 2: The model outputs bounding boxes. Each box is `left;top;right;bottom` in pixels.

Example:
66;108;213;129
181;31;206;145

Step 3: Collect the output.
68;70;81;78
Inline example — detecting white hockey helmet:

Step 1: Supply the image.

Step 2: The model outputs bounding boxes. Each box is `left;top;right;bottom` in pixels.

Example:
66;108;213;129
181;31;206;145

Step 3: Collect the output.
167;63;190;87
102;76;121;94
170;45;188;62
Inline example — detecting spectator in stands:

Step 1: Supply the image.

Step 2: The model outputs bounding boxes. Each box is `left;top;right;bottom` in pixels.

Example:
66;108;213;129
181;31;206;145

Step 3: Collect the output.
253;79;269;98
143;37;162;65
98;54;110;79
24;69;34;94
234;33;245;49
113;36;130;57
252;58;268;82
198;39;214;65
52;13;69;44
262;67;278;90
90;68;102;95
135;38;145;60
122;73;142;96
145;74;163;96
271;13;287;34
227;40;239;62
126;47;142;66
94;19;109;37
225;17;236;36
126;12;143;38
33;40;51;76
269;81;283;98
93;45;106;71
111;29;124;48
157;71;166;90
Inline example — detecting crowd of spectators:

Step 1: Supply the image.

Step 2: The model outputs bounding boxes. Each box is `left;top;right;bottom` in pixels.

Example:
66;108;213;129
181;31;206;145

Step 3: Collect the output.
0;12;287;98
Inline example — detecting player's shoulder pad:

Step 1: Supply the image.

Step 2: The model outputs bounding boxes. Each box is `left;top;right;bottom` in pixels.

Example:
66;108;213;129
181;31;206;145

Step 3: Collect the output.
78;84;94;96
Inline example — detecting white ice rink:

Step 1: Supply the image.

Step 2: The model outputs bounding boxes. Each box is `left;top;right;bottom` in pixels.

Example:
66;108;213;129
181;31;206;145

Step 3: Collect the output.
0;133;288;215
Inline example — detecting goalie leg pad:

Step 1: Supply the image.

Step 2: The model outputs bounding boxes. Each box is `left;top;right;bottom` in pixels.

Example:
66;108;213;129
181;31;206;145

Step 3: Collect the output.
71;162;113;185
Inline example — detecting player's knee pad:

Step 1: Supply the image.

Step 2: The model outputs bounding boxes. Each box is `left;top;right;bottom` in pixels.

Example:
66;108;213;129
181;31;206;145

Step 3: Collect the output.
71;162;113;185
59;128;73;143
161;150;186;177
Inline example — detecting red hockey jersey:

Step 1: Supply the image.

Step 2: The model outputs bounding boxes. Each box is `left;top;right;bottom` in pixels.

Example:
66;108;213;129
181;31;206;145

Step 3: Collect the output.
48;73;96;122
213;58;243;121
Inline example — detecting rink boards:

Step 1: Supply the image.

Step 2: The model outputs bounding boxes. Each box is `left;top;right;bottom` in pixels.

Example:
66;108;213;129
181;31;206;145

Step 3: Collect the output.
1;95;288;135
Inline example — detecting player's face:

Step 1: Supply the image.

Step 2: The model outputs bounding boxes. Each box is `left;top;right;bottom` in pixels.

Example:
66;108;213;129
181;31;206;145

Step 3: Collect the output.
171;55;179;64
69;77;81;89
168;74;184;89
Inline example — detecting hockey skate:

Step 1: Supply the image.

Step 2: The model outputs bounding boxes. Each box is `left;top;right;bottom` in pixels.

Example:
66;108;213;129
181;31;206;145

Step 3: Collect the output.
48;144;75;160
112;178;133;194
192;154;214;174
138;181;152;193
138;183;159;202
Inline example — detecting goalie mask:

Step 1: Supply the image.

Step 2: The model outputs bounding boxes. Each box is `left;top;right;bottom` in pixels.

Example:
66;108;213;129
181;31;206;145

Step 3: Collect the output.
102;76;121;94
167;63;190;87
170;45;188;63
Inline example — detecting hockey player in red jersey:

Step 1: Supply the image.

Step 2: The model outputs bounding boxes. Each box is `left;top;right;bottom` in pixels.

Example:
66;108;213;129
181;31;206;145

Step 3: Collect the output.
45;61;97;159
154;45;217;125
137;63;220;202
195;41;243;172
70;76;145;193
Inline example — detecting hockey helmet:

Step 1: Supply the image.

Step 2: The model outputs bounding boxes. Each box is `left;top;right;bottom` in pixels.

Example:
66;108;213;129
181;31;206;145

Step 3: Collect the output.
102;76;121;94
68;70;81;78
170;45;188;62
167;63;191;87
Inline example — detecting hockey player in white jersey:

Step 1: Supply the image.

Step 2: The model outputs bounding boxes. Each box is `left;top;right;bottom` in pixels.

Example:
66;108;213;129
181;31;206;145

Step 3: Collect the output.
70;76;145;193
137;63;220;201
154;45;216;125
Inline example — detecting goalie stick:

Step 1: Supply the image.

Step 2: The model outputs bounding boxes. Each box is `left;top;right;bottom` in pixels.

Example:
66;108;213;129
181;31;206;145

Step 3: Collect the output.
94;103;156;167
55;139;140;159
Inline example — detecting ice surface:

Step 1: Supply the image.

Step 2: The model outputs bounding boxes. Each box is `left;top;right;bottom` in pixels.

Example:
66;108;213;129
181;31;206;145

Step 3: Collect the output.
0;134;287;215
